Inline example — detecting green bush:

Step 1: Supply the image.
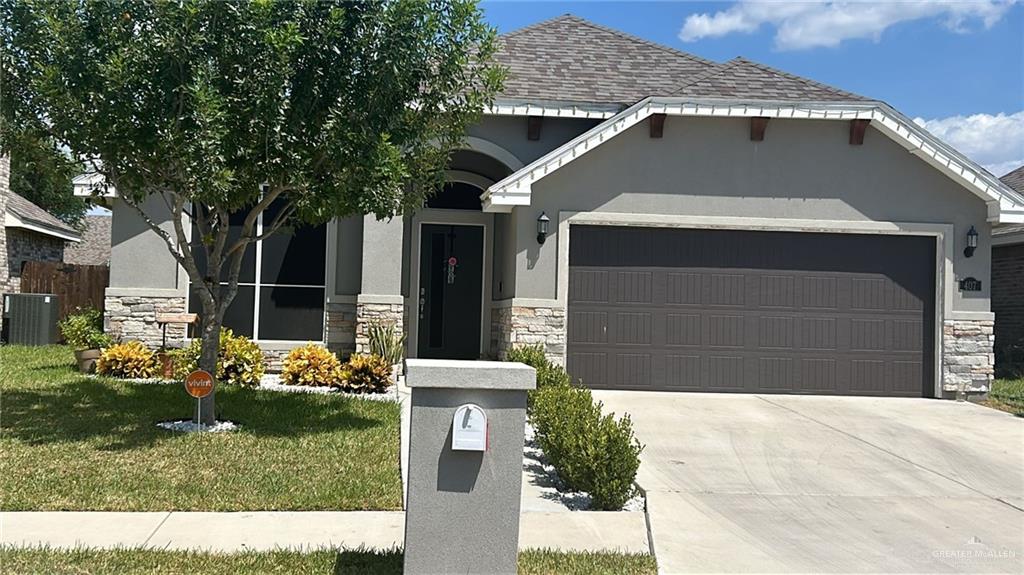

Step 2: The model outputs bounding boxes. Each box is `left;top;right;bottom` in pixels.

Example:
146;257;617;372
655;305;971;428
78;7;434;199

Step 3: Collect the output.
509;345;644;510
338;354;392;394
366;321;406;366
508;345;571;412
96;341;158;378
173;328;265;386
58;307;113;350
578;408;644;510
507;345;548;370
281;343;343;387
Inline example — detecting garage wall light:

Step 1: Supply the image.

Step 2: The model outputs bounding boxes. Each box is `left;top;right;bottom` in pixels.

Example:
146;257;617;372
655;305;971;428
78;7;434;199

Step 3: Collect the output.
536;212;550;245
964;225;978;258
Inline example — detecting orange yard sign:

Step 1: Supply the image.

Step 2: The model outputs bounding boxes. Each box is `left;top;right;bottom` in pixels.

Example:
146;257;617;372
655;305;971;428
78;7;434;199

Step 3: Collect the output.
185;370;215;399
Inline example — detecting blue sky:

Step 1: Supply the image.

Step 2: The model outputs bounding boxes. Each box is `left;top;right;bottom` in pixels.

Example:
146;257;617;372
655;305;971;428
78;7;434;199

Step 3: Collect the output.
481;1;1024;176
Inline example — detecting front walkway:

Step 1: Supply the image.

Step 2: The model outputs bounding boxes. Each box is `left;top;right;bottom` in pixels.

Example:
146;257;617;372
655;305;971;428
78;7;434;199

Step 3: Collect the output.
593;390;1024;574
1;511;648;553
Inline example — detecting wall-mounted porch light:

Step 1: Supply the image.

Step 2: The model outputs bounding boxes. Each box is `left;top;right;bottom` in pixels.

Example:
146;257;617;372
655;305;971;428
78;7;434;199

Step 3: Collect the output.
536;212;550;245
964;225;978;258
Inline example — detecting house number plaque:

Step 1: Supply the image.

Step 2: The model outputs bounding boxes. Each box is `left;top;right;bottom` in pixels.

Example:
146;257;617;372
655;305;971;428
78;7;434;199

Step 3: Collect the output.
959;277;982;292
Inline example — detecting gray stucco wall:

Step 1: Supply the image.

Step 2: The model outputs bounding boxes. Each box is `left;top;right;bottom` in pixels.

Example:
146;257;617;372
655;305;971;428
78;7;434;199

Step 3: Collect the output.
332;215;363;297
360;215;404;296
492;211;517;299
467;116;599;166
109;195;182;290
517;116;992;313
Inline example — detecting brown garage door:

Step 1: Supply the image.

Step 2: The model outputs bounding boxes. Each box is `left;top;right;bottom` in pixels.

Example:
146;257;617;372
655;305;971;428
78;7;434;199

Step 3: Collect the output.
567;226;935;397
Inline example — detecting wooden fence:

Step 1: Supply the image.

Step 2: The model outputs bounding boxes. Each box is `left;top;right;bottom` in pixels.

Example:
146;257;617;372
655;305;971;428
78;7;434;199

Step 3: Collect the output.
20;261;109;321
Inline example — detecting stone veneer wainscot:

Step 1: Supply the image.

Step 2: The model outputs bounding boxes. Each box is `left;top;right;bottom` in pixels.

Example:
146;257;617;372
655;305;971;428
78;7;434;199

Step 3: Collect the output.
492;302;565;366
104;294;187;348
942;318;995;394
326;301;357;358
354;301;404;355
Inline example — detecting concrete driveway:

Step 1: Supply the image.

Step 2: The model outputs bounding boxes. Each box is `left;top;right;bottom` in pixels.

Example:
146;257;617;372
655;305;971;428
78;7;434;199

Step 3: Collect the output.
593;391;1024;574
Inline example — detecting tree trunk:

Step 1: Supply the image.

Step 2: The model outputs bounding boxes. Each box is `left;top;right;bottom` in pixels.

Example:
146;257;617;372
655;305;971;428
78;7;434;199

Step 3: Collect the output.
196;313;221;426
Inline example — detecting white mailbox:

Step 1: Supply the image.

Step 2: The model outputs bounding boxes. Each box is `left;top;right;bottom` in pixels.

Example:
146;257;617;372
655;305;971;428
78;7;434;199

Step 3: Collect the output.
452;404;487;451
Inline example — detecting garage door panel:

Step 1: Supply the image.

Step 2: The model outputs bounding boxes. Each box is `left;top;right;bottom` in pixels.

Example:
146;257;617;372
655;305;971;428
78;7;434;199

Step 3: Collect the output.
569;311;607;344
666;313;702;346
570;270;608;302
615;312;652;345
615;271;653;304
667;272;702;305
568;226;935;397
707;356;745;390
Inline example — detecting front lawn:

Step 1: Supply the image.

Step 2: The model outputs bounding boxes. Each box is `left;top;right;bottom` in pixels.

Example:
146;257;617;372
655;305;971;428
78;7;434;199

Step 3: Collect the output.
0;345;402;511
0;547;657;575
983;378;1024;416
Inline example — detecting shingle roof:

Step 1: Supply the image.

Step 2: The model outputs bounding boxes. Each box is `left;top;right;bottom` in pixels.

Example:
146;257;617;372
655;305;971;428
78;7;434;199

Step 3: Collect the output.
495;15;717;105
5;190;79;238
673;57;867;101
995;166;1024;239
495;15;866;105
1000;165;1024;194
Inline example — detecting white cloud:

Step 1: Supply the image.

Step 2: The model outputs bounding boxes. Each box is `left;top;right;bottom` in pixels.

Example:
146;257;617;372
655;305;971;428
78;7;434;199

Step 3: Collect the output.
679;1;1016;50
913;111;1024;176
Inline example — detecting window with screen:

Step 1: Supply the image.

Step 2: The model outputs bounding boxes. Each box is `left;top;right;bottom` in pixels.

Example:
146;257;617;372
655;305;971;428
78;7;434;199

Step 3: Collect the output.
188;199;326;341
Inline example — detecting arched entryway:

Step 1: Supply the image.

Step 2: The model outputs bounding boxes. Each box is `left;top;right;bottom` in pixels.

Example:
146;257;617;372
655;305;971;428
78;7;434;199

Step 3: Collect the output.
409;147;517;359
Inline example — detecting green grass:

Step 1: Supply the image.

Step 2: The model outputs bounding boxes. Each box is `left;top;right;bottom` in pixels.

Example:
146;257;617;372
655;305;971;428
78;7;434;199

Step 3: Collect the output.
0;547;657;575
0;345;402;511
985;378;1024;415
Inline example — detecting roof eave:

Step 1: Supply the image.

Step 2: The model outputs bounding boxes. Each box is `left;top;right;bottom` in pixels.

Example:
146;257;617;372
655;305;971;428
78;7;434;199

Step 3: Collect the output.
4;211;81;242
486;99;623;119
481;96;1024;224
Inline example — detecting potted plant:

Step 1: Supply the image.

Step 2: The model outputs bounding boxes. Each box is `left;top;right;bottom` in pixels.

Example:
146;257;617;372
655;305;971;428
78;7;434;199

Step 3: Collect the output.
58;307;114;373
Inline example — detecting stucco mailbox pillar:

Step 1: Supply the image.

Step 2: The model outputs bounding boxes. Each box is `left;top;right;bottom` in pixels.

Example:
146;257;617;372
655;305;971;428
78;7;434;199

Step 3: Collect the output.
403;359;536;575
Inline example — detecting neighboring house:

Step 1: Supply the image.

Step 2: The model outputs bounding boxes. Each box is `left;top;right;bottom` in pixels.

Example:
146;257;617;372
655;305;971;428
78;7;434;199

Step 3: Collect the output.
993;165;1024;376
64;214;112;266
0;154;82;334
82;15;1024;398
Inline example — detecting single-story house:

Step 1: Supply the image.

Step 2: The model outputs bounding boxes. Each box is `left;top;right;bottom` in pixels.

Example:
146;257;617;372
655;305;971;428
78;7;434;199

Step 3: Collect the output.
81;15;1024;398
993;165;1024;376
1;155;82;296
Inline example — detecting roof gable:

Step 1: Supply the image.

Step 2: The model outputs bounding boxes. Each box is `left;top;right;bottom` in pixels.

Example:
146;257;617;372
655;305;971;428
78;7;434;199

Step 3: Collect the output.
481;97;1024;224
495;15;716;105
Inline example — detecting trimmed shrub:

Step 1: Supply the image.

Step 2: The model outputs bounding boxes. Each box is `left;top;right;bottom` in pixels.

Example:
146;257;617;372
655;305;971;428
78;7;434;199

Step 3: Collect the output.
96;341;159;379
339;354;392;394
367;321;406;366
509;344;645;510
530;384;600;484
576;408;644;510
173;328;265;387
281;344;343;387
58;306;113;350
508;345;571;412
507;345;548;370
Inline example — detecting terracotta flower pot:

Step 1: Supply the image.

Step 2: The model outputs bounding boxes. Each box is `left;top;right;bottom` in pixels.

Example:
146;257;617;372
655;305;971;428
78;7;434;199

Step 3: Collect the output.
74;348;102;374
157;352;175;379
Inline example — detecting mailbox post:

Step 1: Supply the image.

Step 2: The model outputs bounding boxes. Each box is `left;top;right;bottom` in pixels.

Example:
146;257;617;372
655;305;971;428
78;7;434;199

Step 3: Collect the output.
403;359;536;575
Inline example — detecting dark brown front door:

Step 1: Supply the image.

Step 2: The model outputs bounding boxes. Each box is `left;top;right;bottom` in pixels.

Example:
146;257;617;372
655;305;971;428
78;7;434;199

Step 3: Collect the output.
418;224;483;359
567;226;936;397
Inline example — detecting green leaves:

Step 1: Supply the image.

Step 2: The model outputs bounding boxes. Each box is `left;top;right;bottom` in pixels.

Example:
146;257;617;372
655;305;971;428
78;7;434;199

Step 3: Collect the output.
3;0;502;219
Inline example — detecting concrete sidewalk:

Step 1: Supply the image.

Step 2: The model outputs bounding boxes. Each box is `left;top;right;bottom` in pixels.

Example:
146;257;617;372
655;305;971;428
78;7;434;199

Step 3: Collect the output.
1;510;649;554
